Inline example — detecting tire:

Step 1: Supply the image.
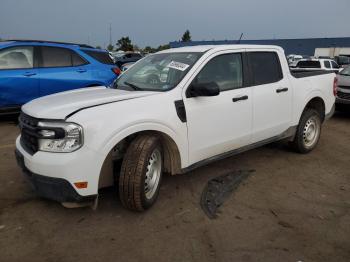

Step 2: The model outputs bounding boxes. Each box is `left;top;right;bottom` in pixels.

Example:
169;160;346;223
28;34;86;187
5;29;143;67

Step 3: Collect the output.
290;109;322;154
119;134;163;211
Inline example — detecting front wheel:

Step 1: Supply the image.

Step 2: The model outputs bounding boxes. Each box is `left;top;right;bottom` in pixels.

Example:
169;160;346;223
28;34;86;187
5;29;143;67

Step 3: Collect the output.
290;109;322;153
119;135;163;211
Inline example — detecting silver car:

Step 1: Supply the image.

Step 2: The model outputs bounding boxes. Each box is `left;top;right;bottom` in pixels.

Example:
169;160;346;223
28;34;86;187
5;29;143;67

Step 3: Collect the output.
336;66;350;106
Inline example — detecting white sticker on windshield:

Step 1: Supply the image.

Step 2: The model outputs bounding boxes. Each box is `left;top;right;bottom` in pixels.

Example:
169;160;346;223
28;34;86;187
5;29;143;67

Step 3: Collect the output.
167;61;190;71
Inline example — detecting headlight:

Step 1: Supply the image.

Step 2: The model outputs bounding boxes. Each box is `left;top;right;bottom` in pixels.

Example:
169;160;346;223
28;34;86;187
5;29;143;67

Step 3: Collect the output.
37;122;83;153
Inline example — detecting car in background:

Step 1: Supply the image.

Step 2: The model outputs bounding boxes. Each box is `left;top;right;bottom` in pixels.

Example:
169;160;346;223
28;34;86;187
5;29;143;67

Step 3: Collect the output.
287;54;303;67
114;52;143;67
121;62;135;72
292;58;340;73
336;65;350;108
0;40;121;115
335;56;350;69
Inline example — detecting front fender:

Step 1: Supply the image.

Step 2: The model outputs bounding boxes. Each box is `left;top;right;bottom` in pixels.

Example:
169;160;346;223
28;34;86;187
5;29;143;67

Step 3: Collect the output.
98;121;188;169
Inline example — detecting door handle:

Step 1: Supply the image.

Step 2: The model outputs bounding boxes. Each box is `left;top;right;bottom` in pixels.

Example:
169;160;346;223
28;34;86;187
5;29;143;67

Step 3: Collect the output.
232;95;248;102
276;87;288;93
23;72;36;77
76;69;87;73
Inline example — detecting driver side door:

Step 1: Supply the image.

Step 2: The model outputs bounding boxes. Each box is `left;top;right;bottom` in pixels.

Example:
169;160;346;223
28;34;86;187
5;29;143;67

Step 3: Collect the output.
183;51;253;165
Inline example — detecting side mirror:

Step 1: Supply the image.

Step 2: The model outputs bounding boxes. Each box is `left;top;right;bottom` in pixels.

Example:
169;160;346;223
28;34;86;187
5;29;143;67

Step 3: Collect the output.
187;82;220;98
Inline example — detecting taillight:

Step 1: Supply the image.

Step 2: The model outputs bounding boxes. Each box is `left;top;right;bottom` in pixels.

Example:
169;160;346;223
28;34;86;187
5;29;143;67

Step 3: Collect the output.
333;77;338;96
112;67;121;76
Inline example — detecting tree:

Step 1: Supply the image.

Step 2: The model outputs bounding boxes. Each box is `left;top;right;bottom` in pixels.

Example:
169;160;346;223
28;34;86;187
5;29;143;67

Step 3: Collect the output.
133;44;140;52
95;45;102;49
143;46;155;54
157;44;170;51
107;44;114;51
116;37;134;51
181;30;192;42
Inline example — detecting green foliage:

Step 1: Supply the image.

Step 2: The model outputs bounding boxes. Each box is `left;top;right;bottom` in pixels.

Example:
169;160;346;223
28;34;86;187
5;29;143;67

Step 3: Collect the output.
181;30;191;42
156;44;170;51
95;45;102;49
107;44;114;51
116;37;134;51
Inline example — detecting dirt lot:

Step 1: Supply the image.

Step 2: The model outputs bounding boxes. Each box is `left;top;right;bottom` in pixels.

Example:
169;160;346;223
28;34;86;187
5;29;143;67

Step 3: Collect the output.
0;112;349;262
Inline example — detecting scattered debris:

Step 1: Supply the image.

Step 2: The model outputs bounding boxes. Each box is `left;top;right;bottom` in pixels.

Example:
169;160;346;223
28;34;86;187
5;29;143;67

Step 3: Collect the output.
270;209;278;217
200;170;255;219
278;221;294;229
0;225;5;230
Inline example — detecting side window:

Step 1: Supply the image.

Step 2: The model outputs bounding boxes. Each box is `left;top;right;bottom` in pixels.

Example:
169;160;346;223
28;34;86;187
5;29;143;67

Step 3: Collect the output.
82;50;115;65
72;51;87;66
41;46;72;68
249;52;283;85
0;46;34;70
324;61;331;68
331;61;339;69
193;53;243;91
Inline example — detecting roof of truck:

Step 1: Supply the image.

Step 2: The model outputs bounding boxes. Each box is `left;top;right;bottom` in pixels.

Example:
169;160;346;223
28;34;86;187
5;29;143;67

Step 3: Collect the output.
159;44;284;53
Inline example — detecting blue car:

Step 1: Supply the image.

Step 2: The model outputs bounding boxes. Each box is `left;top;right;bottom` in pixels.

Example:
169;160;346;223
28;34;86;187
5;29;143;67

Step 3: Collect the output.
0;40;121;115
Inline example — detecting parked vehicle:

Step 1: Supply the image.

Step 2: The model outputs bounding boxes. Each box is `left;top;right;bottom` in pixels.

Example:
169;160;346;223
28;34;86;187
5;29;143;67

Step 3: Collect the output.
0;40;120;115
15;45;336;211
121;62;135;72
114;52;143;67
336;65;350;107
292;58;340;73
287;54;303;67
335;55;350;69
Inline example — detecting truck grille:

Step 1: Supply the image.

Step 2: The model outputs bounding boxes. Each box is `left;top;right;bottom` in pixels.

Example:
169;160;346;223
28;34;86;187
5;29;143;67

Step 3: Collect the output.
337;91;350;100
19;113;40;155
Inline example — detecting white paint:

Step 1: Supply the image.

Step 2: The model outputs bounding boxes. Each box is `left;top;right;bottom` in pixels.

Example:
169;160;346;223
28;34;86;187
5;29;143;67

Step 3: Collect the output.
16;45;336;199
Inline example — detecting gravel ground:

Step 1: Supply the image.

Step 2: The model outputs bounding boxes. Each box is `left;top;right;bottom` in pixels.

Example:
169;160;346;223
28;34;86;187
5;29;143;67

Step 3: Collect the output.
0;111;349;262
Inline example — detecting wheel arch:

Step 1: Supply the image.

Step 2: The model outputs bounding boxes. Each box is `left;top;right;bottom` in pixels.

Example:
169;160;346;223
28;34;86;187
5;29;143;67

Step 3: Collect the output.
302;96;326;122
97;125;186;190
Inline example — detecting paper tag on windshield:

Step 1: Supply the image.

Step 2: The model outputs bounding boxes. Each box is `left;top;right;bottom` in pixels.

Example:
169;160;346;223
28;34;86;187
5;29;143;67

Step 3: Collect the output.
167;61;190;71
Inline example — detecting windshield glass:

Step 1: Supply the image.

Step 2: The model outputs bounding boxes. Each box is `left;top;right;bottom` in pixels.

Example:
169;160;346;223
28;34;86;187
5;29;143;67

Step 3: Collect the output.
113;52;202;91
340;66;350;75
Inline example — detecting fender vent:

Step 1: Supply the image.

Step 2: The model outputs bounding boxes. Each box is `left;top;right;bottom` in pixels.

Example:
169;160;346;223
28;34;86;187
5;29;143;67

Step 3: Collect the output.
174;100;187;123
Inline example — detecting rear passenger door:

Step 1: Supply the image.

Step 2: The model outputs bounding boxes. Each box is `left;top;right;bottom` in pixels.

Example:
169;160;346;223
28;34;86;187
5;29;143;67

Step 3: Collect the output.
247;51;292;143
37;46;90;96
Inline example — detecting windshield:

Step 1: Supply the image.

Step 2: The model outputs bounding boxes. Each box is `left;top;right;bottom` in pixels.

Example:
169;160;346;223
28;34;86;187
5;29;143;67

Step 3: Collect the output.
113;52;202;91
340;66;350;75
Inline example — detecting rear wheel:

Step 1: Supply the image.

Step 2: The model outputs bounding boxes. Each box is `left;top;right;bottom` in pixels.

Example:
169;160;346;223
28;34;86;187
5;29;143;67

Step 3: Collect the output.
119;135;163;211
290;109;322;153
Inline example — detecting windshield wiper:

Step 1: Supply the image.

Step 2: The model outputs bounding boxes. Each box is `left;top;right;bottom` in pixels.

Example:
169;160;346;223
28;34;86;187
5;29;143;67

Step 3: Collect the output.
124;81;143;91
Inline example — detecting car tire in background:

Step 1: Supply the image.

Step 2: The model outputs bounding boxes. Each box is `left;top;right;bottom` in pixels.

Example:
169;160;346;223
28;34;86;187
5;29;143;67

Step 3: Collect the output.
119;134;163;211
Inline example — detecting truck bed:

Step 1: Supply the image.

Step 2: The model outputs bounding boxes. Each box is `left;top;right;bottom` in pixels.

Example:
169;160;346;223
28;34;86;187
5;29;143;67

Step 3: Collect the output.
290;70;335;79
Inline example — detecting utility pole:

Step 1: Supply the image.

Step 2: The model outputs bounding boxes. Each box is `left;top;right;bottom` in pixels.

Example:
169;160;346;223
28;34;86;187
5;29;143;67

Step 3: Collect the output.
237;33;244;44
109;23;112;46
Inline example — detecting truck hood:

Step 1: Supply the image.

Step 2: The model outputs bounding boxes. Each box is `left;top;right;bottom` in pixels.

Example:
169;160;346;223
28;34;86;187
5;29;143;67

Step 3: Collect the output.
22;86;157;119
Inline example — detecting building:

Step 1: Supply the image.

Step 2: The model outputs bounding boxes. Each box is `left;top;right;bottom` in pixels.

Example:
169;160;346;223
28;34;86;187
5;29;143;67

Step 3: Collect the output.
169;37;350;56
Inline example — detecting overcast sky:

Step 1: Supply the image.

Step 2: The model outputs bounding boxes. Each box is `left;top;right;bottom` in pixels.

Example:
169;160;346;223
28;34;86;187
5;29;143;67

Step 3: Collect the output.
0;0;349;48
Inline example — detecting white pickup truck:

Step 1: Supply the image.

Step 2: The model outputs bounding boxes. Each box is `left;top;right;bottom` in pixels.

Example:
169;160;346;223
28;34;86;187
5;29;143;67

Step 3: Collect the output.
15;45;336;211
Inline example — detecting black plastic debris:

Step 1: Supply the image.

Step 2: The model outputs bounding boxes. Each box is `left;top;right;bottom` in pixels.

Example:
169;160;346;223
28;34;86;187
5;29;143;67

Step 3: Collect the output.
200;170;255;219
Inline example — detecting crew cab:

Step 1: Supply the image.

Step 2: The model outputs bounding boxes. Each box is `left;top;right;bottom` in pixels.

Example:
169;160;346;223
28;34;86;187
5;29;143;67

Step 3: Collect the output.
15;45;336;211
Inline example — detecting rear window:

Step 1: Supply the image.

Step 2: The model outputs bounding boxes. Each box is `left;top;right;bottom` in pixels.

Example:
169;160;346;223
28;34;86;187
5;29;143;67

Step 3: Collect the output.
82;50;114;65
249;52;283;85
324;61;331;68
297;61;321;68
